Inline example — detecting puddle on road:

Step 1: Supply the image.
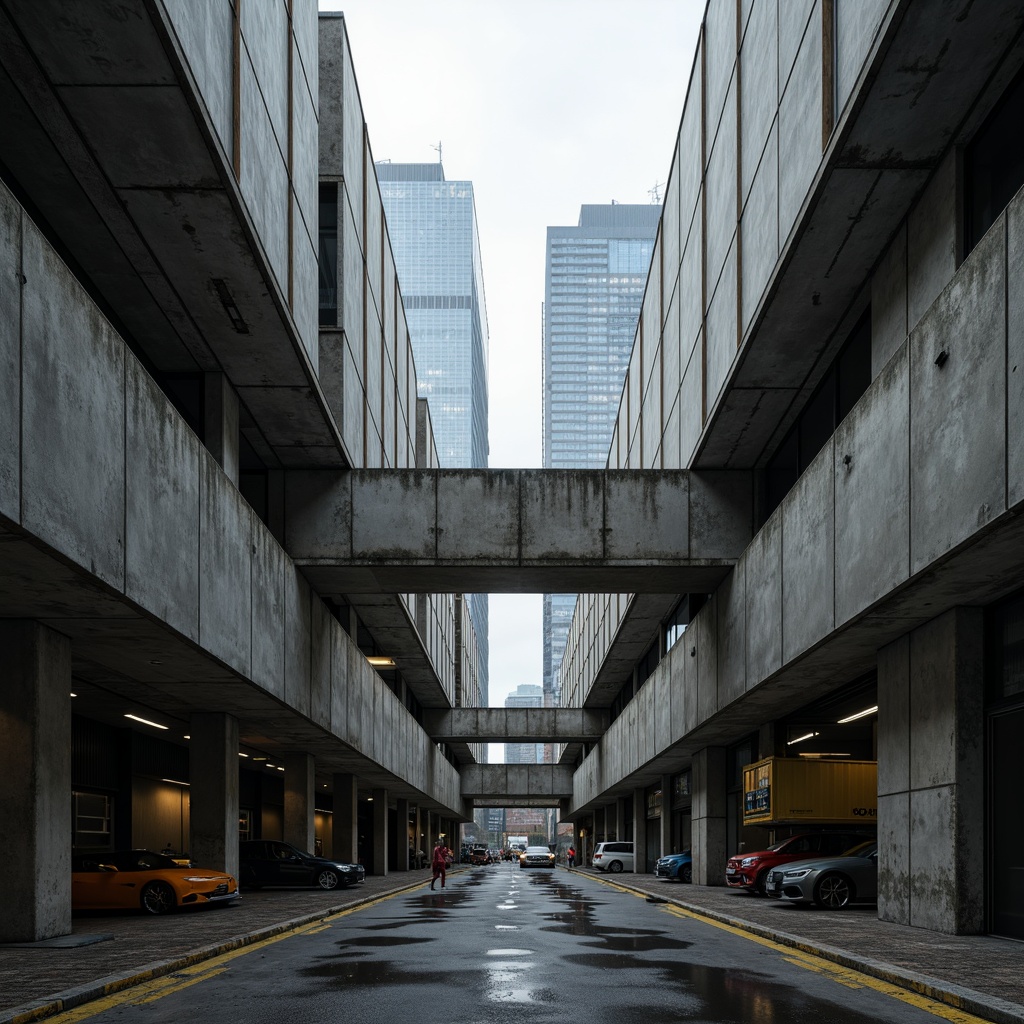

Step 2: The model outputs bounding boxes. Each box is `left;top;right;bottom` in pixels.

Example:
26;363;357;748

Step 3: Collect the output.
332;935;433;949
485;948;532;956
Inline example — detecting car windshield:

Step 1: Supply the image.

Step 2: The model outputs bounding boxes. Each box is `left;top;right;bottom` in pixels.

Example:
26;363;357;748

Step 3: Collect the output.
841;841;877;858
524;847;550;855
109;851;179;871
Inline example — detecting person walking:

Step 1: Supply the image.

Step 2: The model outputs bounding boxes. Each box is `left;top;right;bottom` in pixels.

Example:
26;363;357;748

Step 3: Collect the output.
430;842;447;890
567;845;576;870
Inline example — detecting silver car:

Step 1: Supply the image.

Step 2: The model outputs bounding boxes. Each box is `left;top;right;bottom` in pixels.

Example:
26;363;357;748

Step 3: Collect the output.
764;841;877;908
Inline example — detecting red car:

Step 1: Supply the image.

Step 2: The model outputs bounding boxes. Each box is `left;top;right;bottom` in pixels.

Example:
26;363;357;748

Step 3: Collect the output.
725;831;872;894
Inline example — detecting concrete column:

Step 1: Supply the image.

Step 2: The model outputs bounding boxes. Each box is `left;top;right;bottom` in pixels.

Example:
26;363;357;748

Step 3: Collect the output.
331;773;358;863
204;372;239;485
283;752;315;853
371;788;388;875
594;805;605;844
0;622;72;942
425;811;434;856
189;712;240;878
659;774;673;857
397;797;410;870
614;797;626;840
692;746;727;886
632;787;647;873
877;608;984;934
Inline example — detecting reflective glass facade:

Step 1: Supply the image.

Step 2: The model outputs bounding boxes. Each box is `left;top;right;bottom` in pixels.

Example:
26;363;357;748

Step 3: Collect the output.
378;163;490;701
542;205;660;704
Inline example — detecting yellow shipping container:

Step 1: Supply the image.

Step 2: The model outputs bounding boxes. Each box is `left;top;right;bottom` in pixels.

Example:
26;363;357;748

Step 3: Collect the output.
742;757;877;826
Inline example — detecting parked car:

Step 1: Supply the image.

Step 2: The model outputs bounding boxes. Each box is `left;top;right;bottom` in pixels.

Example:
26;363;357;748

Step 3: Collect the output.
72;850;239;915
725;831;873;894
593;841;634;873
470;846;492;865
655;850;693;883
765;841;878;908
238;840;365;890
519;845;555;869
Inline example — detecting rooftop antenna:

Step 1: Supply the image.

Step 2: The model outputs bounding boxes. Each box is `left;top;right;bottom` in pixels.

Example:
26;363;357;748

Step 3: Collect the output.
431;140;442;164
649;181;664;204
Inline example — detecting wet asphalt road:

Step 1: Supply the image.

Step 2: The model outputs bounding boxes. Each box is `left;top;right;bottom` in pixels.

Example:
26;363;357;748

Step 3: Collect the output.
59;864;981;1024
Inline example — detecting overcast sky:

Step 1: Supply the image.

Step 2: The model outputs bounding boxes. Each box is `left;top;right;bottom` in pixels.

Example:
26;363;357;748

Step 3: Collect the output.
318;1;705;728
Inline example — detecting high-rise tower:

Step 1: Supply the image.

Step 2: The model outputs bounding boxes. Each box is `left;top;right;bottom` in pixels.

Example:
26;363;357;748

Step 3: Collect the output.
378;162;490;703
542;204;661;706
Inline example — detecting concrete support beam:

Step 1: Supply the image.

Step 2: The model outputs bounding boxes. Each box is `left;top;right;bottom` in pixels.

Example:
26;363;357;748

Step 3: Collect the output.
189;712;240;879
632;787;647;874
283;752;315;854
424;707;609;744
0;622;71;942
615;797;626;841
396;797;410;871
660;774;672;859
692;747;727;887
877;609;984;933
331;773;358;863
371;788;388;876
460;764;574;802
286;468;752;594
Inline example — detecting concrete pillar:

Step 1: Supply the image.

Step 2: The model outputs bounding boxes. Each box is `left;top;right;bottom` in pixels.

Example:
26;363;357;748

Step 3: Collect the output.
632;787;647;873
594;805;605;844
189;713;240;878
331;773;358;863
372;788;388;875
397;797;410;870
659;774;673;857
425;811;434;857
283;752;315;853
692;746;727;886
204;372;239;485
614;797;626;841
877;608;984;933
0;622;72;941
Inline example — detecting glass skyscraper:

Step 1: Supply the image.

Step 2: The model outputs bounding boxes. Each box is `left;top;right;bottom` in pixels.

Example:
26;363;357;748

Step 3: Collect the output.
377;162;489;702
504;684;545;764
542;204;661;705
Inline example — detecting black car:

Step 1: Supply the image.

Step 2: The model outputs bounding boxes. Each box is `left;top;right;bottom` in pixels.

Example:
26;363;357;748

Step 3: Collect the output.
238;840;365;891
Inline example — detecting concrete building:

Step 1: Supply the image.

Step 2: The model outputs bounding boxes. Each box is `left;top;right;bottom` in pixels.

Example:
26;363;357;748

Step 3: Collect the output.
375;161;490;705
542;204;661;710
2;0;1023;947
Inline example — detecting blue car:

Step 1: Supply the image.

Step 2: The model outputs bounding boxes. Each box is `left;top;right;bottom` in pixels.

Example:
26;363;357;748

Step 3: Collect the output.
655;850;693;883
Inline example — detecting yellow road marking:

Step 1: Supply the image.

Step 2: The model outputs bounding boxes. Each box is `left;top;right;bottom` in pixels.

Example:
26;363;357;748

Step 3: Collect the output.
40;891;410;1023
659;904;992;1023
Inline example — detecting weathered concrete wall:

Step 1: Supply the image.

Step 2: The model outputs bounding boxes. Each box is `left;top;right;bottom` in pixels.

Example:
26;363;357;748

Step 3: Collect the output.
877;610;984;934
460;764;574;802
424;708;609;744
0;181;463;817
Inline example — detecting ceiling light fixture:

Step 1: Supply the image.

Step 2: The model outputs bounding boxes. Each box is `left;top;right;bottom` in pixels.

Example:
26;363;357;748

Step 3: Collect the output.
786;731;819;746
238;752;249;758
162;778;189;786
367;656;396;668
70;692;77;697
125;713;168;731
837;705;878;724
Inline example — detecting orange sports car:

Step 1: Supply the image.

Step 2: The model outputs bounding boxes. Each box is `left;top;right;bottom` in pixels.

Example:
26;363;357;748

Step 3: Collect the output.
72;850;240;915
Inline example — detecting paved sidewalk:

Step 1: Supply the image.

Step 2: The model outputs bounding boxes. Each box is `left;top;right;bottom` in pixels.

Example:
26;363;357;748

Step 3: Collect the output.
1;865;1021;1024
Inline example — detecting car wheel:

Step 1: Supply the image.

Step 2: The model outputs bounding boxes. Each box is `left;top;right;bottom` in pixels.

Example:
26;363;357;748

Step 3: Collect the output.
680;864;692;884
752;870;769;896
140;880;176;915
241;867;262;890
317;869;340;890
608;860;623;874
815;873;853;909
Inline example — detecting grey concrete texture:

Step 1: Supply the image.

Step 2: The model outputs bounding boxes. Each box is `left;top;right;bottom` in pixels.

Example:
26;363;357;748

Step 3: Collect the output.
422;707;608;744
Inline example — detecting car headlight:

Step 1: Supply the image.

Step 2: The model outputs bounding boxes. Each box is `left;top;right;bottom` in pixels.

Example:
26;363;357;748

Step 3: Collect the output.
782;868;812;879
183;876;216;883
740;857;760;867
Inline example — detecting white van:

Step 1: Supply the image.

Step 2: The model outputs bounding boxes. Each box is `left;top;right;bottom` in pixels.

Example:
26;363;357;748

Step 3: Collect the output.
592;841;634;873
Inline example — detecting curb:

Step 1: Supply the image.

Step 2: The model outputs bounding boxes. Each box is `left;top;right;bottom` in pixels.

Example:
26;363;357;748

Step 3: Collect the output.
574;870;1024;1024
1;876;432;1024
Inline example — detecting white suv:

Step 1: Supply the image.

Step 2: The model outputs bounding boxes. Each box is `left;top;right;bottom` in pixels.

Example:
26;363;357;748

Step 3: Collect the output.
592;841;634;873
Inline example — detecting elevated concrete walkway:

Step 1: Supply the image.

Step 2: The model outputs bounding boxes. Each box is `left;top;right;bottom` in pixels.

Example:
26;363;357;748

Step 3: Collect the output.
285;468;753;593
459;763;574;804
424;707;608;744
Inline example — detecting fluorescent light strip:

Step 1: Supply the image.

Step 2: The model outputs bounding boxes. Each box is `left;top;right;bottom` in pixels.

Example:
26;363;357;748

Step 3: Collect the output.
837;705;878;724
162;778;189;786
786;731;819;746
125;713;168;731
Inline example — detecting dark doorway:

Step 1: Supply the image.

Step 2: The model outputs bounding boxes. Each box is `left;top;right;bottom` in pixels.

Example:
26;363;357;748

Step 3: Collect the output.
990;704;1024;939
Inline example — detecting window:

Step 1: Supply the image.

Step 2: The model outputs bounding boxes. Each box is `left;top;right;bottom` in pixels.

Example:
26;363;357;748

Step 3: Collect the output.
965;69;1024;255
318;184;338;326
763;309;871;520
73;791;111;848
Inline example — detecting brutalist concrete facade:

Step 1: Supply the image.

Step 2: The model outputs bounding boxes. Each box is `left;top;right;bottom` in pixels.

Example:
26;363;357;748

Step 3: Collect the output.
560;0;1024;937
0;3;474;942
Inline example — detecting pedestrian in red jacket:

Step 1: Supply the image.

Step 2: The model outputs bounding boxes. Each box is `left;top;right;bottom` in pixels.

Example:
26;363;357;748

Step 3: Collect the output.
431;843;447;890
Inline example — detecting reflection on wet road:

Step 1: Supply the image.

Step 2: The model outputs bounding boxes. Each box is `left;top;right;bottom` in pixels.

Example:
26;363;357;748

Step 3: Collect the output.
51;866;986;1024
